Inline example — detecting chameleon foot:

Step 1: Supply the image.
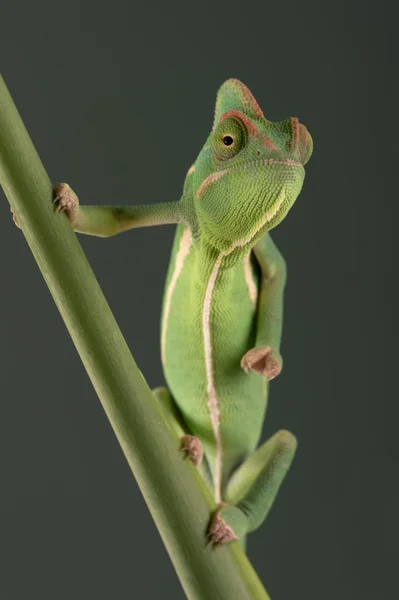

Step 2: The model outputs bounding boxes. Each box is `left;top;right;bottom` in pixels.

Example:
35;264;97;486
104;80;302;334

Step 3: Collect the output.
208;507;239;546
241;346;281;381
10;206;21;229
180;435;203;466
53;182;79;225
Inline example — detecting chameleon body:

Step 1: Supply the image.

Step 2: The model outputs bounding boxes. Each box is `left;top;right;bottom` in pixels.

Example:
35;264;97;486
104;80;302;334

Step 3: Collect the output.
52;79;312;545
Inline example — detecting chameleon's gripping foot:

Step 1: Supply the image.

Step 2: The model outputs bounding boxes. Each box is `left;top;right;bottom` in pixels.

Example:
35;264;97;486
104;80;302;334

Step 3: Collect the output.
241;346;281;381
10;206;20;229
208;506;240;546
180;434;203;466
53;182;79;225
10;183;79;230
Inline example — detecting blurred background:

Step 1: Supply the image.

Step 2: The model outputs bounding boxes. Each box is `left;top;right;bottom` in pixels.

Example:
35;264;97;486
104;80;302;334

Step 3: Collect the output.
0;1;397;598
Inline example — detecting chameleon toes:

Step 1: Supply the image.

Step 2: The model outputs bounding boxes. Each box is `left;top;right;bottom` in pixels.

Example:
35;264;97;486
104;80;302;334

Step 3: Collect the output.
241;346;281;381
53;182;79;224
180;434;203;466
208;508;239;546
10;206;21;229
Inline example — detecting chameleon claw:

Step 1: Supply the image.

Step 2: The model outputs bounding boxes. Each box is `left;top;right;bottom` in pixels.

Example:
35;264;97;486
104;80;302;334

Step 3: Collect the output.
180;435;203;466
241;346;282;381
10;206;21;229
207;507;239;547
53;183;79;224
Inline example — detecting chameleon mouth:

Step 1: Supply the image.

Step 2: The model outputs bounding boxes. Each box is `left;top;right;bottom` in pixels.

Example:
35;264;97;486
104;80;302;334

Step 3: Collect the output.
195;158;302;200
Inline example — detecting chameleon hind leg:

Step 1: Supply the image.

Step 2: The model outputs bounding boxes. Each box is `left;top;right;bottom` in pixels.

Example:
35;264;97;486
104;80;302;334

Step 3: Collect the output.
152;387;210;482
208;429;297;546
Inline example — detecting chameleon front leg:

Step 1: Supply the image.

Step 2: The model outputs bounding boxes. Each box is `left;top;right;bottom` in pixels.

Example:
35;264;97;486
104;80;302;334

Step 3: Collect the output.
208;430;297;546
53;183;182;237
241;232;287;381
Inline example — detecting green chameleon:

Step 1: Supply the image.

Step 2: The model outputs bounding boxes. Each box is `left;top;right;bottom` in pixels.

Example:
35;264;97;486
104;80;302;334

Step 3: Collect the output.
50;78;313;547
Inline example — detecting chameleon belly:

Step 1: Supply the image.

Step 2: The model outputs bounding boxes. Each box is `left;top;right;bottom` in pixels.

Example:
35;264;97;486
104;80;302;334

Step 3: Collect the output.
161;224;269;500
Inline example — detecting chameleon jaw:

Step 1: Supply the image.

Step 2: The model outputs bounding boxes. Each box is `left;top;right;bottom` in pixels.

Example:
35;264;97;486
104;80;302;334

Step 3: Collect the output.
202;187;288;259
233;187;288;253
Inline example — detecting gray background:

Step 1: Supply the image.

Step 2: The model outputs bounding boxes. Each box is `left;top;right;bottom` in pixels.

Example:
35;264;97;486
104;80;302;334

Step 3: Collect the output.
0;1;397;598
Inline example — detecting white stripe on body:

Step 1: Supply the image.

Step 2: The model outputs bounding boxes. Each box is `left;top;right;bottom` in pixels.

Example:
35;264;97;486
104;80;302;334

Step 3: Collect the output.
243;253;258;308
202;188;286;504
161;227;193;365
202;253;224;504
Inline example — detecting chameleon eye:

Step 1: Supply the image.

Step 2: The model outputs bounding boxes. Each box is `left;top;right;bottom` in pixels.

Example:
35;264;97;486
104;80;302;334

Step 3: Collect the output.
223;135;234;146
213;117;245;160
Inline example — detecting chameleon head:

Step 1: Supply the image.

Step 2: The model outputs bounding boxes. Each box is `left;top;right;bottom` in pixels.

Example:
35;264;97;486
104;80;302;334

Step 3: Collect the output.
192;79;313;253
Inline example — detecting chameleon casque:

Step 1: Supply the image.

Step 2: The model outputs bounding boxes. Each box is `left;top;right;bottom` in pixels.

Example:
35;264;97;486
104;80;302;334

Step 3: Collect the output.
50;79;313;547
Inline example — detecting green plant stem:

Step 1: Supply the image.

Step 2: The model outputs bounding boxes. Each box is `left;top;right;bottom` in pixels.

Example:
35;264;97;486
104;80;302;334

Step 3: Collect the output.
0;73;271;600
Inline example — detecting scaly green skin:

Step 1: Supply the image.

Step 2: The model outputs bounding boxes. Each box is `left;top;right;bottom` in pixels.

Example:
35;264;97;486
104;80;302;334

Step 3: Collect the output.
54;79;313;546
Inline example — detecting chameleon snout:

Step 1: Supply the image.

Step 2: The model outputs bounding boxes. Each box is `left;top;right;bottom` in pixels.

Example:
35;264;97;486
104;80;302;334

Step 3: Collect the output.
298;123;313;165
290;117;313;165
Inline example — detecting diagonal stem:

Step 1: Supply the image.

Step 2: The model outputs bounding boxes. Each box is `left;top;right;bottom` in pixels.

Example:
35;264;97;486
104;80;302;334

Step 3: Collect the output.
0;73;270;600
